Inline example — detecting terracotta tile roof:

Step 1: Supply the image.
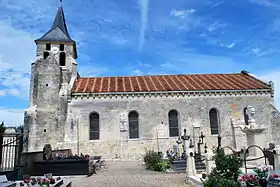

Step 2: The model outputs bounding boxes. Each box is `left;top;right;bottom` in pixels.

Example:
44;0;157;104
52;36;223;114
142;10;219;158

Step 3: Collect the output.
72;72;271;94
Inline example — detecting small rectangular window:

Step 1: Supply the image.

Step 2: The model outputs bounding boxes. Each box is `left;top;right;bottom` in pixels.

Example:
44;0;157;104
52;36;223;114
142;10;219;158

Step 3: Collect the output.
46;44;51;50
60;44;64;51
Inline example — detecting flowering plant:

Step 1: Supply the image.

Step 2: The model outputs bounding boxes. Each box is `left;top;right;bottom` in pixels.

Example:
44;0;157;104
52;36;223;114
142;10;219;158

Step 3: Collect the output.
239;173;259;186
269;174;280;179
40;178;50;187
254;165;272;179
239;165;273;186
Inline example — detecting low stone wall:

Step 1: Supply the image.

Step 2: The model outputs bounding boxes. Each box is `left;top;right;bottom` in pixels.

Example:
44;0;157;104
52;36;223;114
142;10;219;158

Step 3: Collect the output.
31;159;90;176
22;149;72;176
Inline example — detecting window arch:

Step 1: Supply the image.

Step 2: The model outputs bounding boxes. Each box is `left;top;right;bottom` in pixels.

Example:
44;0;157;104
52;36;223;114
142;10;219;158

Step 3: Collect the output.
168;110;179;137
59;52;66;66
89;112;99;140
128;111;139;139
243;107;249;125
209;108;219;135
43;52;50;59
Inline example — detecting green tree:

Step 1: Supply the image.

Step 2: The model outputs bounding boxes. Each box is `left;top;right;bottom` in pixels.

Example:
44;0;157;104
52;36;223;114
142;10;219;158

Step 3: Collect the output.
203;151;242;187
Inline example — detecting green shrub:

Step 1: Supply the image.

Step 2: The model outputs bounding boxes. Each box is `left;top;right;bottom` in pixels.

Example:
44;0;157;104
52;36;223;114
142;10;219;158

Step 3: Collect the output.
203;151;242;187
143;150;169;172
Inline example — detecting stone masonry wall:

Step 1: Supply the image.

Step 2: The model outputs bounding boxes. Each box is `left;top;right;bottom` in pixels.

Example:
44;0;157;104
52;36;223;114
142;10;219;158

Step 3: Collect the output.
25;42;77;152
56;93;274;160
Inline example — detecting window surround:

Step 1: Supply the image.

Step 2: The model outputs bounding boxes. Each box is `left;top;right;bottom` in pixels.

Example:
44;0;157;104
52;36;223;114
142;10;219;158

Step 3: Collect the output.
168;109;180;137
89;112;100;140
209;108;220;135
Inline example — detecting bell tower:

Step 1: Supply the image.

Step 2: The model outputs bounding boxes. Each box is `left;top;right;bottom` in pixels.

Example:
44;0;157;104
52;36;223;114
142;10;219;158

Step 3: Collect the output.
24;1;78;152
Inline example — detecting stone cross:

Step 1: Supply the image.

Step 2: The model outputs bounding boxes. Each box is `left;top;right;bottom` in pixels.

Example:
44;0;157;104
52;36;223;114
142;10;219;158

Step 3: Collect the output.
181;129;190;159
176;137;183;158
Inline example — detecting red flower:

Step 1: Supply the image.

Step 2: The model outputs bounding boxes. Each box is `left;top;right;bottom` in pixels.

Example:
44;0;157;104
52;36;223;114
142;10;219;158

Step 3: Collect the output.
270;174;280;179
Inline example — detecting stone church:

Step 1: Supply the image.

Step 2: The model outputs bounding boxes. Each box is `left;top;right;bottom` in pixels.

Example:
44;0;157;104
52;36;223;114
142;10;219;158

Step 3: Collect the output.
23;4;280;159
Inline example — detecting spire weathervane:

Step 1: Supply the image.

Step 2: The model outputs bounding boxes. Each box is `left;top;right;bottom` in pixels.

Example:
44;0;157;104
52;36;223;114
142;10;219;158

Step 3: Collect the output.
59;0;62;6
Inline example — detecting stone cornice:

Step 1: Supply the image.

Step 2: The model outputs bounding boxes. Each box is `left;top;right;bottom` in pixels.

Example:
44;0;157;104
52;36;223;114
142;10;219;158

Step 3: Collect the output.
71;89;272;100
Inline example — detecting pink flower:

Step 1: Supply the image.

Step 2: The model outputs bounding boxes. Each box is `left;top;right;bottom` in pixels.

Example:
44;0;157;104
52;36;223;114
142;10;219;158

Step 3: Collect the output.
270;174;280;179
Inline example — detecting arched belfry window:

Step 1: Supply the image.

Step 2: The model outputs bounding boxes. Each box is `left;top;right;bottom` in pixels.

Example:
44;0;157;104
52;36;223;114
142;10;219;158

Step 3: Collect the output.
59;52;66;66
128;111;139;139
168;110;179;137
243;107;249;125
209;108;219;135
43;52;50;59
89;112;100;140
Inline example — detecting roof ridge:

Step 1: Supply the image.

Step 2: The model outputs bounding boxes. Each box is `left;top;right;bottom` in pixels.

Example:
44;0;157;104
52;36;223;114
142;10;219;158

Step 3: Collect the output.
245;73;271;87
79;72;242;79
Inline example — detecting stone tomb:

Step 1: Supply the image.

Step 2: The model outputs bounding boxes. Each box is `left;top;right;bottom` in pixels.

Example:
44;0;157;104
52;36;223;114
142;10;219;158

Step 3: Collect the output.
0;175;16;187
15;174;72;187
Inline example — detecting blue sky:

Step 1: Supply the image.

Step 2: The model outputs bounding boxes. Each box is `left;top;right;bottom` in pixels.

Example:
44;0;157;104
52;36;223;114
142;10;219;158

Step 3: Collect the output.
0;0;279;125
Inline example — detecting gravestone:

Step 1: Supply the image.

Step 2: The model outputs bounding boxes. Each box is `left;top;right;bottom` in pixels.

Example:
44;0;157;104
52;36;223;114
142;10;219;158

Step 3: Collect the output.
44;173;52;179
43;144;53;160
0;175;16;187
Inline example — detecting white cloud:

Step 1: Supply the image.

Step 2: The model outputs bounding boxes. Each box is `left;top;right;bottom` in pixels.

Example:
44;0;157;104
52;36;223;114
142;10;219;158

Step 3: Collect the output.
138;0;149;52
170;9;196;19
0;21;36;99
247;0;280;8
220;42;236;49
138;61;151;68
0;89;20;97
258;70;280;109
252;48;261;54
78;64;107;77
271;18;280;32
207;20;227;32
211;1;224;8
132;69;144;76
251;47;280;57
0;108;24;126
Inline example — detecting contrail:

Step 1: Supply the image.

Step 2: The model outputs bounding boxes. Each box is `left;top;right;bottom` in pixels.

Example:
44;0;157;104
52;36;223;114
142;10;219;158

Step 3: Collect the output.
138;0;149;52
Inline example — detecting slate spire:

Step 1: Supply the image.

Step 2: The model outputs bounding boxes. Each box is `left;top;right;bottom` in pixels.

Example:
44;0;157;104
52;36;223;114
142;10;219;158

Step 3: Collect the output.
35;1;74;43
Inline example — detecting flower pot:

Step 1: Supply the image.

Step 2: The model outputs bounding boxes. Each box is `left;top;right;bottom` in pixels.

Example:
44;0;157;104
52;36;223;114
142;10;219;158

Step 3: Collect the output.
246;182;255;187
259;179;267;187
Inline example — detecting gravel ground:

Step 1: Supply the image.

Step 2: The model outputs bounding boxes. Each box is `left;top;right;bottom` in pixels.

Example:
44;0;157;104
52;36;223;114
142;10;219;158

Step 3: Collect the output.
71;160;193;187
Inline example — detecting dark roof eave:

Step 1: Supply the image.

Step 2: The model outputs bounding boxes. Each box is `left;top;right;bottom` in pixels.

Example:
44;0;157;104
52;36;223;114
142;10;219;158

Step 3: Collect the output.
71;89;273;95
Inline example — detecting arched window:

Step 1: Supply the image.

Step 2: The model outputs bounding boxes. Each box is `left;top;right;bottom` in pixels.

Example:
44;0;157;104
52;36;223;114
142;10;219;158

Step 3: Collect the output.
89;112;99;140
59;52;66;66
43;52;50;59
128;111;139;139
209;108;219;135
243;107;249;125
169;110;179;137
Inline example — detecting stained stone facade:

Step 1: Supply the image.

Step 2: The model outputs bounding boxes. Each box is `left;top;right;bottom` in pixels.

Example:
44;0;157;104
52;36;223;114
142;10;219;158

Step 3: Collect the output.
23;4;280;159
